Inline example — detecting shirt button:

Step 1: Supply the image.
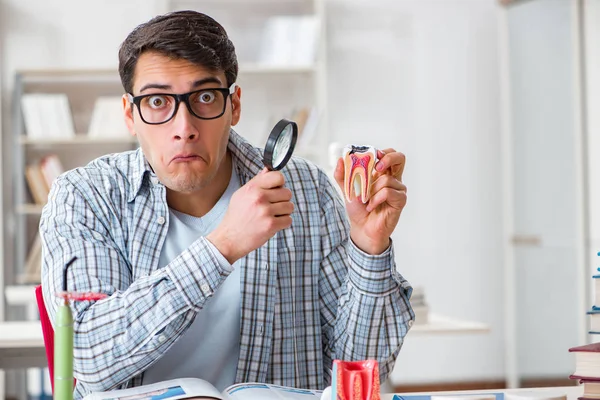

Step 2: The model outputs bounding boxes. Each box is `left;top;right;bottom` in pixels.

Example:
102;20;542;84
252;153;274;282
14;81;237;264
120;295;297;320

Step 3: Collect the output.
258;324;264;335
158;335;166;343
263;263;269;271
408;319;414;328
157;216;166;225
151;176;159;185
201;283;210;293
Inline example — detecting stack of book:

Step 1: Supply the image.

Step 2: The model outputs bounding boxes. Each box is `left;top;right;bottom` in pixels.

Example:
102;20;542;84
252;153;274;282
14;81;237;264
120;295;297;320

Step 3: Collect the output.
569;342;600;399
589;263;600;335
568;252;600;399
21;93;75;140
25;154;64;206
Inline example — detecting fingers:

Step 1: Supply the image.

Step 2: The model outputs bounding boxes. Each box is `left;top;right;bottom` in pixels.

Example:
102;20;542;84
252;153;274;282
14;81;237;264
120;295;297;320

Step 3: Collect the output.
366;187;407;213
367;173;407;212
271;201;294;217
263;187;292;203
375;148;405;181
272;214;293;230
370;174;406;196
255;169;286;189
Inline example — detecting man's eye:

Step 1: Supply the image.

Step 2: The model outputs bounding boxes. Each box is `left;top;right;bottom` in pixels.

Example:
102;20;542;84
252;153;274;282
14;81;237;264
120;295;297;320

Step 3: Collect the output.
198;91;216;104
147;95;167;108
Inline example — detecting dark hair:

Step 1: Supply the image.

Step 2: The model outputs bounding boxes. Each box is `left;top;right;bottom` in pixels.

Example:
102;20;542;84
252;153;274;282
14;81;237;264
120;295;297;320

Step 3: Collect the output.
118;10;238;94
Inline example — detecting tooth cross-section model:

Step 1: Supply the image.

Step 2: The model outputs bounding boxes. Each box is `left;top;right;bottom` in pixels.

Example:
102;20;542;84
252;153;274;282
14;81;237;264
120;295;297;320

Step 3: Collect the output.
343;145;377;204
332;359;381;400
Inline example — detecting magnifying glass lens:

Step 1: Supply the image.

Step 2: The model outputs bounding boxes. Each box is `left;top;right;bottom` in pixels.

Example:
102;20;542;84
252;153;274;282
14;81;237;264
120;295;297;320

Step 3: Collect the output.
263;119;298;171
273;125;293;168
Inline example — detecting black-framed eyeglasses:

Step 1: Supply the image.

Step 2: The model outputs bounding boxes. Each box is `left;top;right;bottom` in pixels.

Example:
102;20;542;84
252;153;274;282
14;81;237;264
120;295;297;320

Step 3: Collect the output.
127;83;237;125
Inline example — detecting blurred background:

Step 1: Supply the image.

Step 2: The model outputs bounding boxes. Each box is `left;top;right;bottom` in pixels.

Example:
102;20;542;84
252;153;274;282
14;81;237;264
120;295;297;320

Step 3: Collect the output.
1;0;599;399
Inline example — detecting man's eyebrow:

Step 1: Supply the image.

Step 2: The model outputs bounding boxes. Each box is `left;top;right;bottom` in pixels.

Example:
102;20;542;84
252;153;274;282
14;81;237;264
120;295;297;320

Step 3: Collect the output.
139;83;171;93
139;77;224;93
191;77;223;88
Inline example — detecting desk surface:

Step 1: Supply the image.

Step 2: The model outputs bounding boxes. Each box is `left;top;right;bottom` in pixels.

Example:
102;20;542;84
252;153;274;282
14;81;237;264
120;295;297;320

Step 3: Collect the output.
0;321;46;369
384;386;582;400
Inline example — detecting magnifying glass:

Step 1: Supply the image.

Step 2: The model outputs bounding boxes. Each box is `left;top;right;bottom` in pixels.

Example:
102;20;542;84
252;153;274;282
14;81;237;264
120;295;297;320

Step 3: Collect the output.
263;118;298;171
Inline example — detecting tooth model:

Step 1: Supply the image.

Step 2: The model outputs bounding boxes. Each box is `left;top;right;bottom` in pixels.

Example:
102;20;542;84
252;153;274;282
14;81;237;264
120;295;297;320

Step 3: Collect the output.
343;145;377;203
332;359;381;400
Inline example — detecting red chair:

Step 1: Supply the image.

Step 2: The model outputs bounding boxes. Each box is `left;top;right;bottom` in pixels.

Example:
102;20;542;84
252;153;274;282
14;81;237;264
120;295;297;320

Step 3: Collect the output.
34;285;56;392
34;284;77;393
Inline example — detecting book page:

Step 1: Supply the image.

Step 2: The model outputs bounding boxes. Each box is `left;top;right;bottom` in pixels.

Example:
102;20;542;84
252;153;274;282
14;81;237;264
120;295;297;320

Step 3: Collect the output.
83;378;223;400
224;383;322;400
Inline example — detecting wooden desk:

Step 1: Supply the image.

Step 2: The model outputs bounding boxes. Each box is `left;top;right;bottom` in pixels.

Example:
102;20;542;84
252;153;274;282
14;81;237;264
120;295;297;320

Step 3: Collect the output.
384;386;582;400
0;321;46;369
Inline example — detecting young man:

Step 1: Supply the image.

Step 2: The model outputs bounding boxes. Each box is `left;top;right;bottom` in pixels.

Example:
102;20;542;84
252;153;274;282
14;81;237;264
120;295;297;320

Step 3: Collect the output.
40;10;414;399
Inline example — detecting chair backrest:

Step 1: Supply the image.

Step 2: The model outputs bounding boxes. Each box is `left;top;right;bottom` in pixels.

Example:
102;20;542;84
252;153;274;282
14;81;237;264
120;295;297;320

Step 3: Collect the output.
34;284;56;393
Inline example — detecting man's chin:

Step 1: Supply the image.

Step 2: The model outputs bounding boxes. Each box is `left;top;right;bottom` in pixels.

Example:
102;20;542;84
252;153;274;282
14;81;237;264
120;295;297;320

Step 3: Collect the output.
163;176;210;193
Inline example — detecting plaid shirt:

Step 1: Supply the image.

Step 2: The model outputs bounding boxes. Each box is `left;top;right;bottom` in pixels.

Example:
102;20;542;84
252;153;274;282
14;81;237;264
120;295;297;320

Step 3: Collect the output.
40;131;414;399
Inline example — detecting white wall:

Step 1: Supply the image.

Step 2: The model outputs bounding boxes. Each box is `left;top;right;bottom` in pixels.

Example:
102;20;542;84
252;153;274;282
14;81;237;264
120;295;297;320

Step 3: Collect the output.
325;0;505;384
1;0;506;386
505;0;584;380
584;1;600;294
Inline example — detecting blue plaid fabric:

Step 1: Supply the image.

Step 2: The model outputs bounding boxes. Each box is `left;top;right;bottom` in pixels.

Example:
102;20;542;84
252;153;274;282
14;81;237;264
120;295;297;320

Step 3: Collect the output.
40;130;414;399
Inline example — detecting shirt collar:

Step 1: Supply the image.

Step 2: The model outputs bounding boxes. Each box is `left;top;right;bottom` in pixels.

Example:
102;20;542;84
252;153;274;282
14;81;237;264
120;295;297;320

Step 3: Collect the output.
127;129;263;202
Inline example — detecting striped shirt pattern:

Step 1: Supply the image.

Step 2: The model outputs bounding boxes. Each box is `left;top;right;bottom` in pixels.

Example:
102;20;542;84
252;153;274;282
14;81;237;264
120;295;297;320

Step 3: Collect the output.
40;130;415;399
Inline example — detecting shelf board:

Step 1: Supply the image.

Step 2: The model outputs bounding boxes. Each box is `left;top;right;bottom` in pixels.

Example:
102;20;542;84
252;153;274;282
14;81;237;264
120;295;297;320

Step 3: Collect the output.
16;204;44;215
409;313;490;335
18;69;120;84
19;134;137;145
5;285;38;306
0;321;46;369
239;63;317;74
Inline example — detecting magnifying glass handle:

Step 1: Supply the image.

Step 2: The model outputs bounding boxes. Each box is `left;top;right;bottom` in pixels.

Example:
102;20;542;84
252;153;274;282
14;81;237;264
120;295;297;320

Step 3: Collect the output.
55;301;74;400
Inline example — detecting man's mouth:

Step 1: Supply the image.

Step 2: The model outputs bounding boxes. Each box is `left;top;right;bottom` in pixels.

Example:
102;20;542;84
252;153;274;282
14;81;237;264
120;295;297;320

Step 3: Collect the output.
171;153;202;163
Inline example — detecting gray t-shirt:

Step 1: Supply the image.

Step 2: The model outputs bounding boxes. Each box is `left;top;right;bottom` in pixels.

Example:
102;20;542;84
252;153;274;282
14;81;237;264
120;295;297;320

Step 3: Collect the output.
143;168;241;391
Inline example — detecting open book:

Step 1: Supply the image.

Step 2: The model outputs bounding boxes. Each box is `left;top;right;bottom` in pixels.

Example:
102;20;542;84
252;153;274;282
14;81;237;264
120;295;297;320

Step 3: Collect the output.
83;378;324;400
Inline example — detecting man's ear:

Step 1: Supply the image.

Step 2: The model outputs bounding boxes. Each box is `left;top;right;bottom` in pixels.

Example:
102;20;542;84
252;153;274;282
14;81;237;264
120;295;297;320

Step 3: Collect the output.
231;85;242;126
122;94;136;136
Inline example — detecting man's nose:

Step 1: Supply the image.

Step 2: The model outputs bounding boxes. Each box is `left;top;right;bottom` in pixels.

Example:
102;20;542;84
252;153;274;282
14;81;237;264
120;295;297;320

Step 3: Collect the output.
171;101;199;141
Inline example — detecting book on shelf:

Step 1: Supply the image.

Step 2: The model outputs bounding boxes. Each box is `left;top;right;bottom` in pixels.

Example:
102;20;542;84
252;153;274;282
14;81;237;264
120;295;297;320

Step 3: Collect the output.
82;377;323;400
18;233;43;284
295;106;319;150
273;106;319;151
87;96;130;138
25;163;50;205
24;154;65;205
258;15;321;67
21;93;75;139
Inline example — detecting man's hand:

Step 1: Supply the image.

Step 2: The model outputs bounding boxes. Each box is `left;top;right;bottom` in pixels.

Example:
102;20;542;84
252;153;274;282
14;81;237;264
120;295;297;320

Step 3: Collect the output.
206;168;294;264
334;148;407;255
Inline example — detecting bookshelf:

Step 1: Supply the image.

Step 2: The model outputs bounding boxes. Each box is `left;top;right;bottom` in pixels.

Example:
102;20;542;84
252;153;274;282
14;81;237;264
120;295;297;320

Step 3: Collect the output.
0;70;137;399
5;70;137;297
